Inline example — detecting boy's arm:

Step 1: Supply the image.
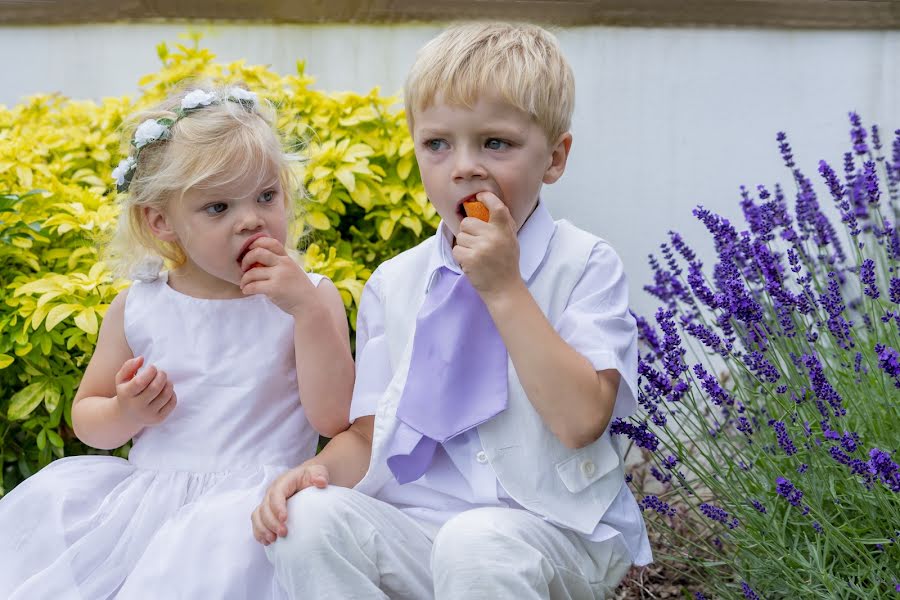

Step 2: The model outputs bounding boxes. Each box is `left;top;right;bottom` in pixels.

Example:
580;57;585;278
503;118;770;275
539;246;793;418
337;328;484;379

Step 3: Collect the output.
455;194;626;450
72;289;177;449
486;284;620;449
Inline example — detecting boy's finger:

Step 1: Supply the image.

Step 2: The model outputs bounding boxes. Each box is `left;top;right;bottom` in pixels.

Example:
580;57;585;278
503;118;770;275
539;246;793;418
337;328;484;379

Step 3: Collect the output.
115;356;143;385
475;191;511;224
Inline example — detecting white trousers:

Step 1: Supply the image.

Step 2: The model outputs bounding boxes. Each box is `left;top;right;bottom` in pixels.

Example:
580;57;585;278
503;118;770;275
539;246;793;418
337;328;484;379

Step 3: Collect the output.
266;486;631;599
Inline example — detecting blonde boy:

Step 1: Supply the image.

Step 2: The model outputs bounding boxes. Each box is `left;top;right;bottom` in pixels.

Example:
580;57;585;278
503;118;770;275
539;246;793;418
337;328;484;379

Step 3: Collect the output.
254;22;651;598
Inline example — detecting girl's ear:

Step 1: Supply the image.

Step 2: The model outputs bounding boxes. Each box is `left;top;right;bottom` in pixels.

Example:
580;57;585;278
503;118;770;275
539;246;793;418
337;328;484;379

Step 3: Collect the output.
542;132;573;185
143;206;178;243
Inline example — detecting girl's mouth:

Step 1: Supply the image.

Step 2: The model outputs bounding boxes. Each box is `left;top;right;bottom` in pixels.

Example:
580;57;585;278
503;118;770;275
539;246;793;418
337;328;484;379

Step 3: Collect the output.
237;233;267;264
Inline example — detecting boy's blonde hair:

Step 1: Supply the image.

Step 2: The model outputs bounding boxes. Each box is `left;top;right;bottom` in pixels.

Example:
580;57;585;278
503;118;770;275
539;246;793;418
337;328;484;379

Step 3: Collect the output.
404;22;575;142
106;84;303;279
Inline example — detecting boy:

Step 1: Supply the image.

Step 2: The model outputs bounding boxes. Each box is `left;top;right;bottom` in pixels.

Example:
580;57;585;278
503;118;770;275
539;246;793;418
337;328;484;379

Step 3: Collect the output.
253;22;651;599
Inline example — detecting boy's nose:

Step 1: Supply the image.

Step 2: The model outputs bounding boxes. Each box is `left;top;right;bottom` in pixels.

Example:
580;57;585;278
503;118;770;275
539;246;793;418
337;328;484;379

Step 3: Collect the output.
451;150;487;181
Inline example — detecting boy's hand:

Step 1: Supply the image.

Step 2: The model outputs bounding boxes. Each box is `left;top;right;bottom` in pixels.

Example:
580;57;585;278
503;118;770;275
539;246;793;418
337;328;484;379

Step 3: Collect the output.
239;237;317;316
452;191;521;298
251;463;330;545
114;356;177;426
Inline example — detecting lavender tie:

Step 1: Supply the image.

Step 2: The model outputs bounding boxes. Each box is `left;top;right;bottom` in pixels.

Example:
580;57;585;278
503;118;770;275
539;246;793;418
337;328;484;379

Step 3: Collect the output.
386;266;509;484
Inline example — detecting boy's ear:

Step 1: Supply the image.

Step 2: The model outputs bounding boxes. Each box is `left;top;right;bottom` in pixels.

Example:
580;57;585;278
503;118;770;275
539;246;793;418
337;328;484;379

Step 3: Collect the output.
143;206;178;243
542;132;573;184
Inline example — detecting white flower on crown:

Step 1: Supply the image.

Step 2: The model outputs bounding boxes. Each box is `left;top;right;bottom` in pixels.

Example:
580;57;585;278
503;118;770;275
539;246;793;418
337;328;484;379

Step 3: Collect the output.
181;89;217;110
112;156;136;187
228;87;258;107
133;119;168;149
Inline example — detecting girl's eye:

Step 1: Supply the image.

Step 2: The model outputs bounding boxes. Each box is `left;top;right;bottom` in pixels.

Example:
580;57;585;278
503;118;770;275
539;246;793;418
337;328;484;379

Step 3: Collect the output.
485;138;509;150
425;139;448;151
259;190;276;203
205;202;227;215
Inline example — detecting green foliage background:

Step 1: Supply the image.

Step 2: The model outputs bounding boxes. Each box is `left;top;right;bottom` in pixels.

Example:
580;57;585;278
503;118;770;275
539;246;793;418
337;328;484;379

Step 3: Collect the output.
0;36;437;496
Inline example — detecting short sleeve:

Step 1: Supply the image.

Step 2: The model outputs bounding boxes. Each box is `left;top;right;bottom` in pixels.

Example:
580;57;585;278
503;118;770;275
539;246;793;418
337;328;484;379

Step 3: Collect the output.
349;268;393;423
555;242;639;419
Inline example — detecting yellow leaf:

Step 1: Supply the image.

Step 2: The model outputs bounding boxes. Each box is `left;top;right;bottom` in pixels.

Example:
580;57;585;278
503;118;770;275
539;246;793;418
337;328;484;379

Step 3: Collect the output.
378;218;395;240
335;168;355;192
306;211;331;231
16;165;33;189
46;304;79;331
400;216;423;236
75;308;99;335
397;156;413;180
0;354;13;369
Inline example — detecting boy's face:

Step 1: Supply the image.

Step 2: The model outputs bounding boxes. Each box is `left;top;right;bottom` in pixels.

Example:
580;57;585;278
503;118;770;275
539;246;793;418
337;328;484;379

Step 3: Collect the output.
412;94;571;235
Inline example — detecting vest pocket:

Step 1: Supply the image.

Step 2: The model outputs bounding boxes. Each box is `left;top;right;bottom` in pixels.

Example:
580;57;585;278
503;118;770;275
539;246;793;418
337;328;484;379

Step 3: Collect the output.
555;439;621;493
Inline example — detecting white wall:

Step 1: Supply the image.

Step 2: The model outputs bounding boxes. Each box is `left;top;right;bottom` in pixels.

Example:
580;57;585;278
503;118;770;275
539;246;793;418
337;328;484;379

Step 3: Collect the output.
2;23;899;319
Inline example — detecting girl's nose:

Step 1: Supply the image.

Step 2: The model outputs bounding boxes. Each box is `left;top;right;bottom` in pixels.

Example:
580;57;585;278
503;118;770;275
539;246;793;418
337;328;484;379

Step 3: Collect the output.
235;206;264;233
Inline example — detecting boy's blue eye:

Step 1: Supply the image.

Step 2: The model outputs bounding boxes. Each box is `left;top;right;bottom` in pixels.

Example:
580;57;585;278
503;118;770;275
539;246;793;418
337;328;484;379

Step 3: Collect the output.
485;138;509;150
259;190;276;203
426;139;448;151
205;202;227;215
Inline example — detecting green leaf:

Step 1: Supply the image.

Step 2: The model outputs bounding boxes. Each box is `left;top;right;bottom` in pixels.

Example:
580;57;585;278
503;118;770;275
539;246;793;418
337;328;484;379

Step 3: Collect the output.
8;381;46;420
47;430;64;448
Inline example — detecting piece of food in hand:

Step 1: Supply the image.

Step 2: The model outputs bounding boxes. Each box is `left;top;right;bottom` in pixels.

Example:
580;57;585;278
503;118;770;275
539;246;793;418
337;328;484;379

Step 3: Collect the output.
462;200;490;222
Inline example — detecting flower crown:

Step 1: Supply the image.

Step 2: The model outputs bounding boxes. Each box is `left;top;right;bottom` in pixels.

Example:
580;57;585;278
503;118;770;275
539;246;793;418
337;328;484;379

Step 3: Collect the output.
111;87;259;193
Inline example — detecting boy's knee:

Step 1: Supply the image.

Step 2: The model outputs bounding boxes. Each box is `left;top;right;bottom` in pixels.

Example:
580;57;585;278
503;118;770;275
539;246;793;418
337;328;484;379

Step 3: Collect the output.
267;486;355;562
432;508;529;567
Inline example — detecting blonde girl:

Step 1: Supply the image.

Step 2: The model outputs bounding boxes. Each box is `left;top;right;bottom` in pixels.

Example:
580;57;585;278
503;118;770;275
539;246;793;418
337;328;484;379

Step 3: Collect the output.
0;84;354;599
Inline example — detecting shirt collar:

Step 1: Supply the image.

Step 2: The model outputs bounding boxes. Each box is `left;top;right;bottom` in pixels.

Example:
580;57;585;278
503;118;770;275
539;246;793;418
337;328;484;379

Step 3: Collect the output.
425;200;556;292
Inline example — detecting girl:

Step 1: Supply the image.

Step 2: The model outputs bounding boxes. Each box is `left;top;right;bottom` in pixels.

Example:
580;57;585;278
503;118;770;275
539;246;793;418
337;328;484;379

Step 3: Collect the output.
0;85;354;598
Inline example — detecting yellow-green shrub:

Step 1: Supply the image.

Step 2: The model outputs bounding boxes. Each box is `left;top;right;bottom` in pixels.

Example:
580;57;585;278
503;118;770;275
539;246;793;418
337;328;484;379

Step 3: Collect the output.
0;36;436;496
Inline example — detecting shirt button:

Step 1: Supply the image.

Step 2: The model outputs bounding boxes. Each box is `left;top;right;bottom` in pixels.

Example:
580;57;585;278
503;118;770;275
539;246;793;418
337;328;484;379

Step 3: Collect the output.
476;451;488;464
581;460;596;477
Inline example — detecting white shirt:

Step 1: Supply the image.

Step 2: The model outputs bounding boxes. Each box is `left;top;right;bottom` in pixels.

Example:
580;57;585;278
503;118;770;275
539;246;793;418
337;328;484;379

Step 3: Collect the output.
350;202;652;566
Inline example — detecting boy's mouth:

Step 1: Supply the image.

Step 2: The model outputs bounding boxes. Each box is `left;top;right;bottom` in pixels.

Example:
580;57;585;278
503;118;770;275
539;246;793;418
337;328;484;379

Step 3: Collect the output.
456;194;478;218
237;233;267;264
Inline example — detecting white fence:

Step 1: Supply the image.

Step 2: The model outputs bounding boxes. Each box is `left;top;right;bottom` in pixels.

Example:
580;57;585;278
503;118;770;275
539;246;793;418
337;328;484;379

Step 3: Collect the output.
3;23;899;318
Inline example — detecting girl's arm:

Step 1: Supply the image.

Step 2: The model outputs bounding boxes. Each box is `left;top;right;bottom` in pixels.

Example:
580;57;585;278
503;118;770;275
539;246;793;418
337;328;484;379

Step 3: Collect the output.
72;290;177;449
292;279;354;437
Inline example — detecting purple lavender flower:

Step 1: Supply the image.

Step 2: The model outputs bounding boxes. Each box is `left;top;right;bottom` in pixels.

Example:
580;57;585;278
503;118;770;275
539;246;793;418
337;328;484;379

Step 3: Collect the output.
639;494;677;517
813;521;824;534
693;363;735;406
863;160;881;205
650;465;671;483
610;419;659;452
773;421;798;456
694;593;708;600
868;448;900;492
891;278;900;304
797;463;809;474
777;131;795;168
875;344;900;388
850;111;869;156
750;499;767;513
802;354;846;417
859;259;879;299
775;476;804;507
741;582;761;600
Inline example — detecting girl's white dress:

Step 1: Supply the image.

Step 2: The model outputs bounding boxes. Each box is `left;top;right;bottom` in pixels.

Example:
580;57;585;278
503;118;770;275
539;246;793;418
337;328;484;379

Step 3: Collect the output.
0;272;324;599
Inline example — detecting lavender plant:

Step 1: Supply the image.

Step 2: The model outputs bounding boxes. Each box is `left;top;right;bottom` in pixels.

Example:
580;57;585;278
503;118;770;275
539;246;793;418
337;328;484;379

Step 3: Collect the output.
618;114;900;599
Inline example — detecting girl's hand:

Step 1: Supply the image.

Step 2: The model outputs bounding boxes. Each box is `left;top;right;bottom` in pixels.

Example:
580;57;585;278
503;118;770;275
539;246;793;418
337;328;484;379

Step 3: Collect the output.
452;191;521;299
239;236;317;317
251;463;330;545
114;356;177;427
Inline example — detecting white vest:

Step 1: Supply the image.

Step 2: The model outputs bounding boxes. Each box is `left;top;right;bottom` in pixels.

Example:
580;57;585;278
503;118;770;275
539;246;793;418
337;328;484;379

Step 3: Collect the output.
354;221;626;534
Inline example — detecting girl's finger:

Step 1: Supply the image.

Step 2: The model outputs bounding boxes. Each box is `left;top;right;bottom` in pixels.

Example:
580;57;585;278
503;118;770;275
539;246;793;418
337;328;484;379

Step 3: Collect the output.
115;356;144;384
250;236;287;256
125;364;157;396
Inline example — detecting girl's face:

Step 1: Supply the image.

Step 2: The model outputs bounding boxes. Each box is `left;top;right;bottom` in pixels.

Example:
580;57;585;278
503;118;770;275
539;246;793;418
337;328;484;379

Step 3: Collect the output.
146;158;289;297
